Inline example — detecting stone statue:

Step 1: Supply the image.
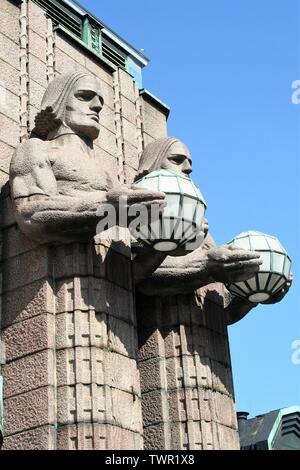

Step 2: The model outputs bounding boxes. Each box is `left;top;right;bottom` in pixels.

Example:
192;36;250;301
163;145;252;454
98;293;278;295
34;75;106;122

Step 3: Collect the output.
5;73;291;451
9;72;165;243
9;73;290;315
132;137;291;323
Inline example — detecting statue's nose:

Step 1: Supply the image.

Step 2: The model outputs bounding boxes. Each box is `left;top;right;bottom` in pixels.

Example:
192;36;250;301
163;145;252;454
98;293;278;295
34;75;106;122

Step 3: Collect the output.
91;96;103;113
182;160;192;175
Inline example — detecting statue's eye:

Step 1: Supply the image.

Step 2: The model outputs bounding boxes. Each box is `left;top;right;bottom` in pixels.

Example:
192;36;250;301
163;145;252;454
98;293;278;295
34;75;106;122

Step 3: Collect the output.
75;91;94;101
169;155;185;165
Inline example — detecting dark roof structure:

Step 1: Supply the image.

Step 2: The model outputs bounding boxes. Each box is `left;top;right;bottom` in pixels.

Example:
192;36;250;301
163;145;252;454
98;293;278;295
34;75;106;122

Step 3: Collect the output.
238;406;300;450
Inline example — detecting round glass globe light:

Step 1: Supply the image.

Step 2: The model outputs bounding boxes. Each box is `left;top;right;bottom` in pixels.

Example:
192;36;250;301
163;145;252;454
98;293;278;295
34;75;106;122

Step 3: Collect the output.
226;231;292;303
132;169;207;252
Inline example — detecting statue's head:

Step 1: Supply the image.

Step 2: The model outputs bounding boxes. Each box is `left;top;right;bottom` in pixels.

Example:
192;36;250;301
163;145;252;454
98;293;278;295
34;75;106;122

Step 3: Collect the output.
134;137;192;181
34;72;104;141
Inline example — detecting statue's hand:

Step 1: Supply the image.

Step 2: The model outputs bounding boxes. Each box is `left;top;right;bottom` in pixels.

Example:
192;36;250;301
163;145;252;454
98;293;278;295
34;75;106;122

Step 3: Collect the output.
106;185;166;214
261;273;293;304
206;244;262;283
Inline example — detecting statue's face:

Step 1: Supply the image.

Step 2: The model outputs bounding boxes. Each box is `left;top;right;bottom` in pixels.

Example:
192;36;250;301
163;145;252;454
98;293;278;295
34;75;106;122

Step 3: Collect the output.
64;76;104;140
162;141;192;176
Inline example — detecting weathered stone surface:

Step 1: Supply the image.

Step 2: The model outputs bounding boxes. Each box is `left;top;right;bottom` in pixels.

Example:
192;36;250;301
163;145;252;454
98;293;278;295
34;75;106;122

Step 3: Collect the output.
107;387;142;433
0;32;19;70
55;310;107;349
95;125;117;157
0;6;19;44
4;386;55;436
106;425;143;450
94;145;119;178
143;132;155;148
141;390;164;427
85;56;114;87
28;54;47;88
56;347;104;387
3;313;55;361
104;353;141;395
0;194;16;228
123;164;136;184
0;0;20;17
0;113;19;147
57;423;106;450
1;279;54;327
0;168;9;189
106;248;132;290
3;350;55;398
122;117;138;147
143;423;167;450
100;104;116;134
28;28;47;63
0;141;14;174
2;246;49;292
3;425;56;450
123;142;139;170
0;58;20;95
56;423;142;450
138;328;163;361
139;358;164;394
121;95;137;125
99;79;115;110
141;98;167;139
55;48;88;76
216;423;240;450
118;68;135;102
0;87;19;123
29;79;46;109
210;390;238;428
55;34;86;68
211;359;234;397
2;226;41;260
28;0;48;38
107;316;137;358
56;384;141;433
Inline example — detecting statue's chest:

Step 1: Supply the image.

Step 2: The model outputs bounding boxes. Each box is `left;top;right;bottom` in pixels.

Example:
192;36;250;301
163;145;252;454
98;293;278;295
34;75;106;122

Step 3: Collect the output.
49;147;107;190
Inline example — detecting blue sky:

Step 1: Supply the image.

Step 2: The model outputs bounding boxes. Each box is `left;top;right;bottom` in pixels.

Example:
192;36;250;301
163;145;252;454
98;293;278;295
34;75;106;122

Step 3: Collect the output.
81;0;300;416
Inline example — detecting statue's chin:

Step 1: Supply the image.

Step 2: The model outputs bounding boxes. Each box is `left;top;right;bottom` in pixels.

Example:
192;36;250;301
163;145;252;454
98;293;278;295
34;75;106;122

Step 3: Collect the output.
79;124;100;141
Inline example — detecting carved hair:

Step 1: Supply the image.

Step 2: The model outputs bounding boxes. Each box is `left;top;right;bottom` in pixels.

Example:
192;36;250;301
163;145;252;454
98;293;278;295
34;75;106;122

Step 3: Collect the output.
134;137;184;181
34;72;98;139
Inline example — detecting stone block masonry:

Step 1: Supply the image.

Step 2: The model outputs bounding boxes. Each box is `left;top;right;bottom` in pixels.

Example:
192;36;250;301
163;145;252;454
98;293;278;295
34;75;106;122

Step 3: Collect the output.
0;0;240;450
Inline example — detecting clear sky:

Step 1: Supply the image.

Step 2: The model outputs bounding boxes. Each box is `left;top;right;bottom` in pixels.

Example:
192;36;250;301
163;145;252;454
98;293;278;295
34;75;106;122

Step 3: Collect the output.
80;0;300;417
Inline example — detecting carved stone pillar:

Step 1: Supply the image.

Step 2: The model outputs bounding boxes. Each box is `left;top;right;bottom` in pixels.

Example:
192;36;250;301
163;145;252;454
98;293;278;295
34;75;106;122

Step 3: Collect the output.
137;284;240;450
1;204;143;449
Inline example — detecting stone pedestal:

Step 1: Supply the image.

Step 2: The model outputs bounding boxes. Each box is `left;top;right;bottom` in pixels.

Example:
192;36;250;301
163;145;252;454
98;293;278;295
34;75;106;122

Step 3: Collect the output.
137;285;240;450
1;197;142;449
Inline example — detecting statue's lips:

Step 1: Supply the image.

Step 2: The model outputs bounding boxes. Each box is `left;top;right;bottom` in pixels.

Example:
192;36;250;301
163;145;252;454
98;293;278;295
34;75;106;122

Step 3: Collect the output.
87;114;99;123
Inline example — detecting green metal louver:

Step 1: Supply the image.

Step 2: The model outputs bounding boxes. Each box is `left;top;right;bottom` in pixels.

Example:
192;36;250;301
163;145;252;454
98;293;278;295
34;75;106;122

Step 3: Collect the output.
102;36;127;69
33;0;82;38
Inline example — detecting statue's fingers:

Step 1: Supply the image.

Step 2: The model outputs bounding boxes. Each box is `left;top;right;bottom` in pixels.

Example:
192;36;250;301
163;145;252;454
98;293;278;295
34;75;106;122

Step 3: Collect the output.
224;259;262;271
130;186;166;200
226;250;262;261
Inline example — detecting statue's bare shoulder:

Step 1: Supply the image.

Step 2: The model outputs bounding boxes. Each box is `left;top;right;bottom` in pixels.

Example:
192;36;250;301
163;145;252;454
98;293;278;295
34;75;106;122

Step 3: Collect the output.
10;138;57;199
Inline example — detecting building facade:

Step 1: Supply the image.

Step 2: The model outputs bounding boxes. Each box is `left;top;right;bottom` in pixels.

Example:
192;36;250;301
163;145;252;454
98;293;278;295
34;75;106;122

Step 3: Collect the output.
0;0;239;450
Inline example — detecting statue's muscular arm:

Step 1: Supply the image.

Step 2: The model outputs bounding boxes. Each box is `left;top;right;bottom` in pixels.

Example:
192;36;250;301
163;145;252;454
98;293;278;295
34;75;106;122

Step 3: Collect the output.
10;138;107;241
134;234;262;298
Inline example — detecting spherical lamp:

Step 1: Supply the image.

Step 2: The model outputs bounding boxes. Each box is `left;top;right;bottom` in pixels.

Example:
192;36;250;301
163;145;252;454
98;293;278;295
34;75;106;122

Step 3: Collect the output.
226;231;292;303
133;169;207;252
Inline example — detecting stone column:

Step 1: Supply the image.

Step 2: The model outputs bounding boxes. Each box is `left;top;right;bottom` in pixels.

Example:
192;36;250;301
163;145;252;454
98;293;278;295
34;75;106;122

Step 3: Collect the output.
137;284;240;450
1;216;143;449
